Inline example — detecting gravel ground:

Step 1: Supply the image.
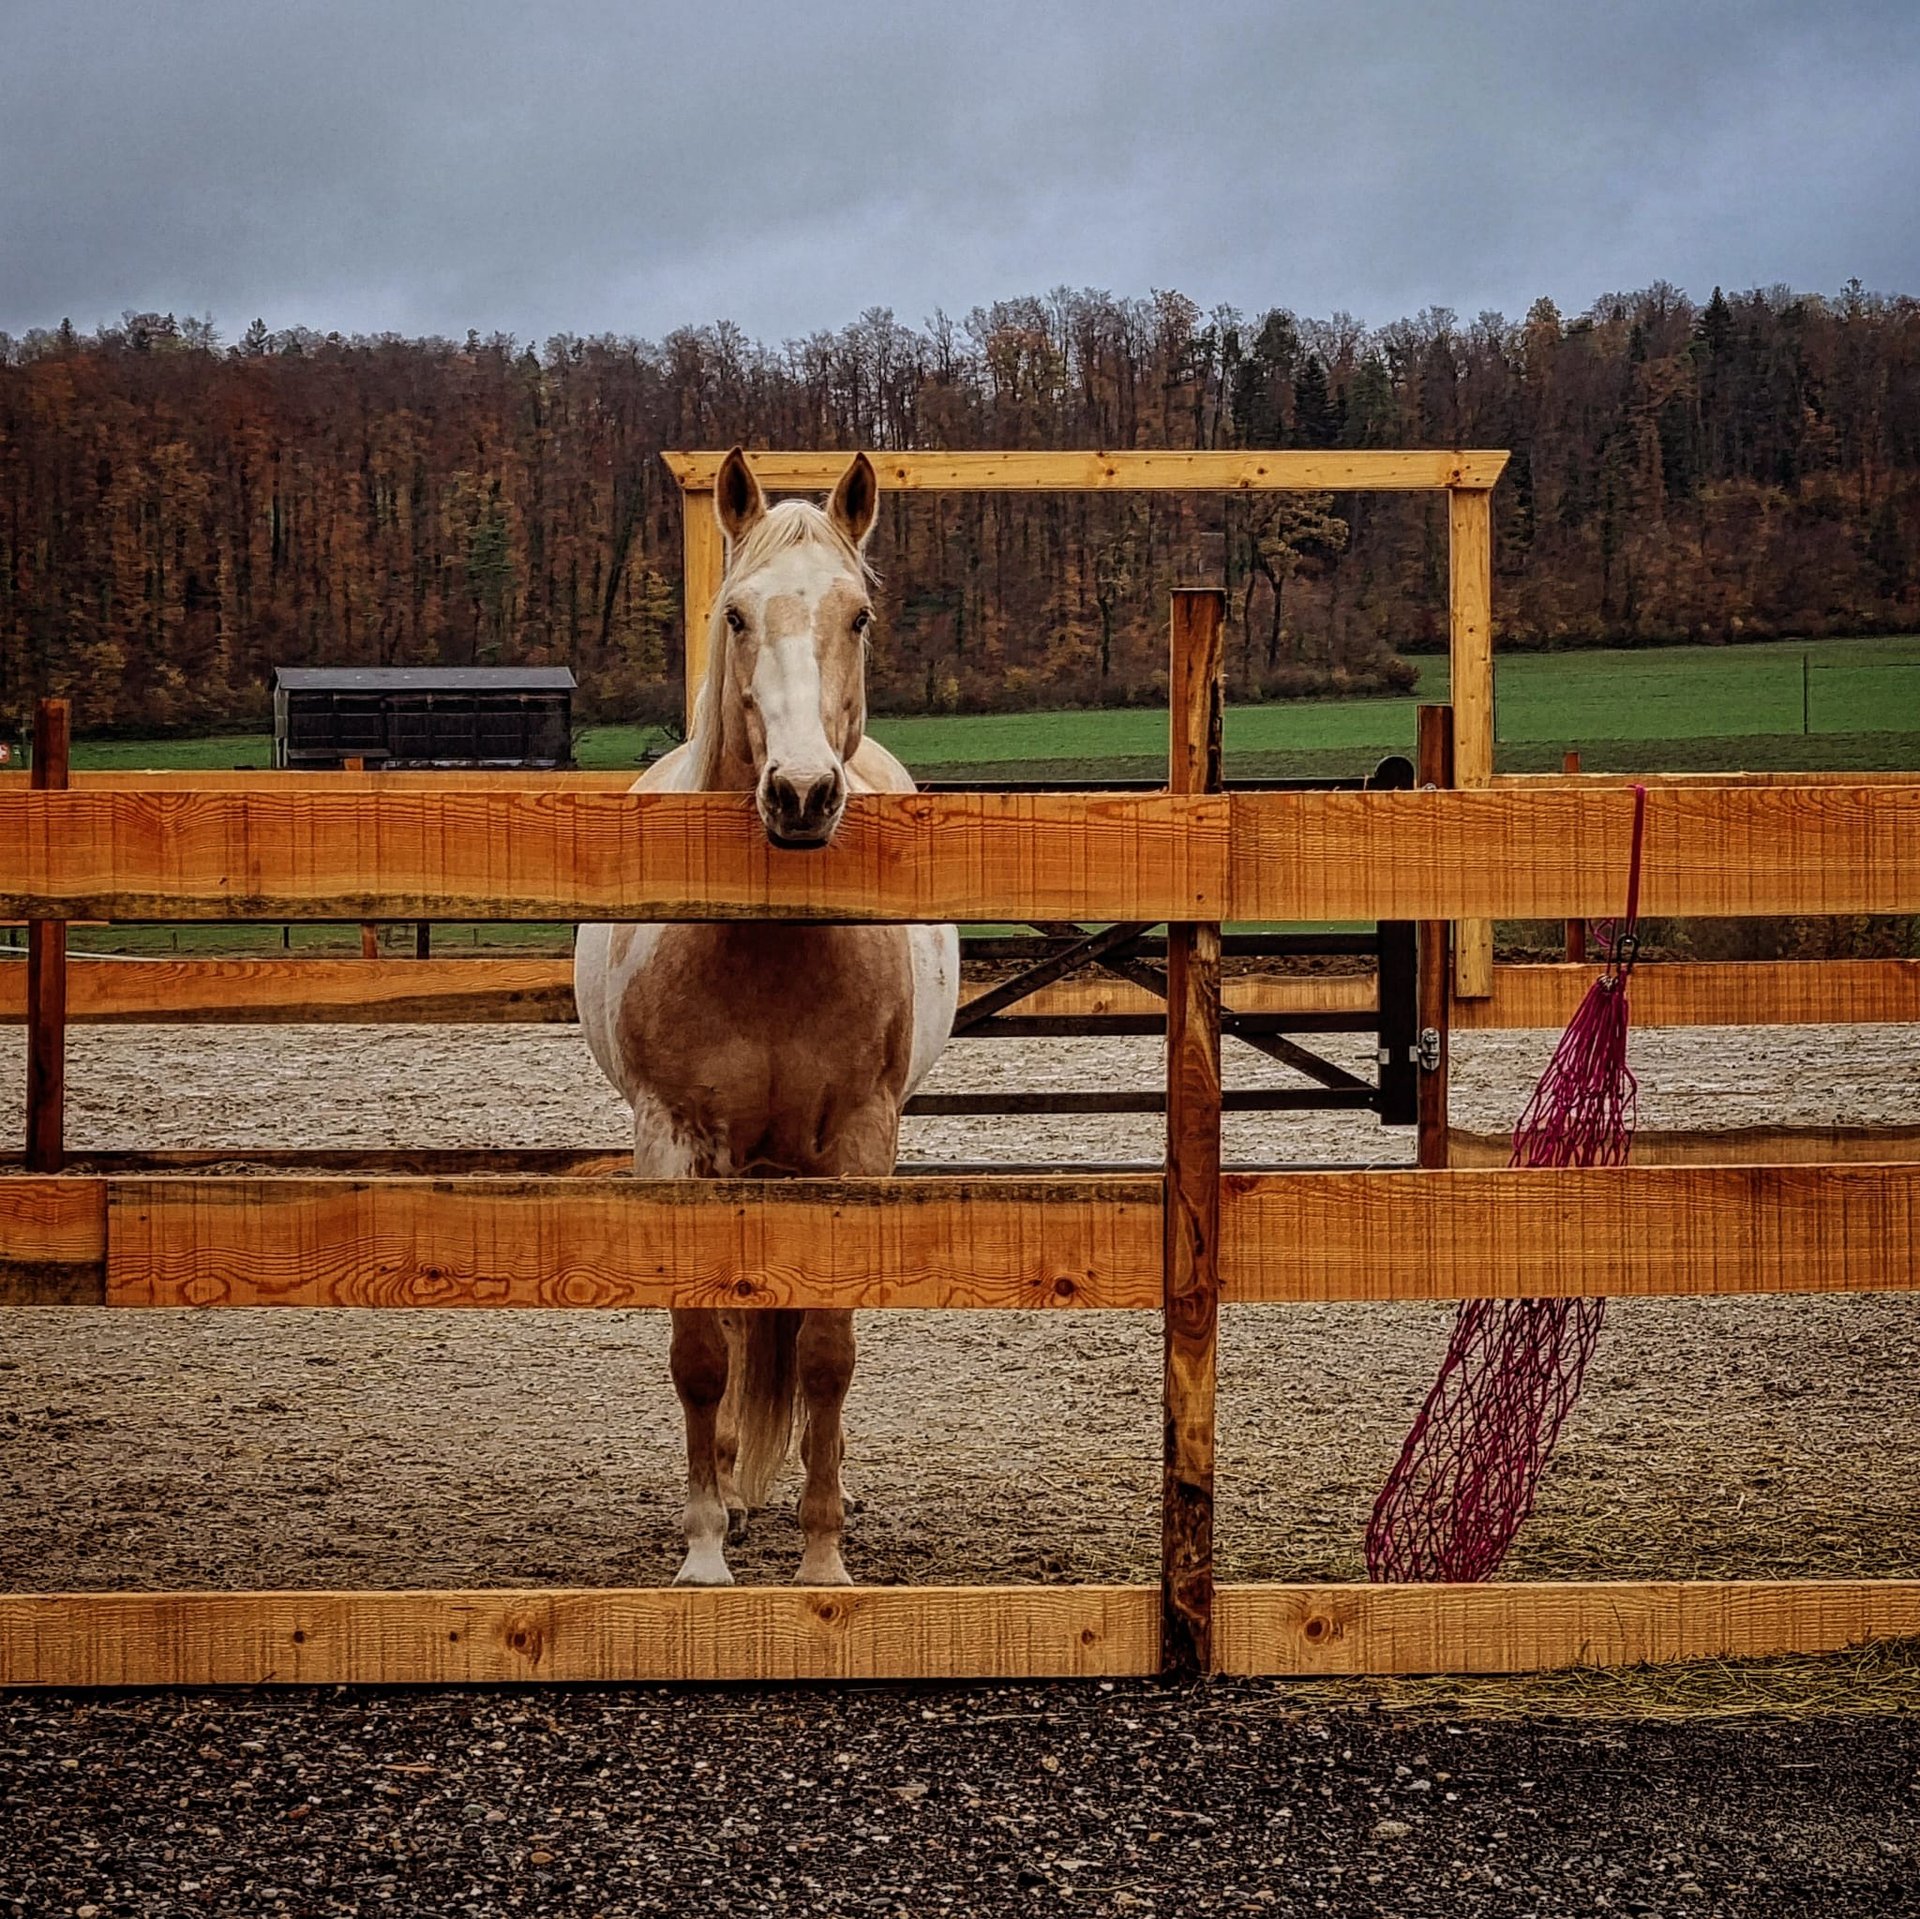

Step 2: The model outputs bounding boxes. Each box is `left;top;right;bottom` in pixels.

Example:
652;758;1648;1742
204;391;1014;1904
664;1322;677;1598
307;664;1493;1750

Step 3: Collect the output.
2;1681;1916;1917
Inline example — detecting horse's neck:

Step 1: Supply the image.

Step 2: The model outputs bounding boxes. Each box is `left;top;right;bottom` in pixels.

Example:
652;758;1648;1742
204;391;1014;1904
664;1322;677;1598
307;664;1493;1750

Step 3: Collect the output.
687;692;756;792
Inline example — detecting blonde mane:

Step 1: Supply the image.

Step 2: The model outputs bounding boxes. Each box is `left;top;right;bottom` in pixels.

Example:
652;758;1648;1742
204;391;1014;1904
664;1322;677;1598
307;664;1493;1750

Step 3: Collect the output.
689;499;878;788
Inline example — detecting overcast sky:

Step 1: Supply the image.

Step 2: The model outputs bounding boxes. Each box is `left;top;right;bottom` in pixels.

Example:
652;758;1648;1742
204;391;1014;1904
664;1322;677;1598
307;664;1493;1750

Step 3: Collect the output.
3;0;1916;346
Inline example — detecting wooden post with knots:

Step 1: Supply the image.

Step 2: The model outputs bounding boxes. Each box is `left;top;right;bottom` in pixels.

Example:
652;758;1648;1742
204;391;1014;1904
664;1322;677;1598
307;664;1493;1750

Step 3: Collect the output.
681;488;724;734
1449;485;1494;997
1161;588;1224;1675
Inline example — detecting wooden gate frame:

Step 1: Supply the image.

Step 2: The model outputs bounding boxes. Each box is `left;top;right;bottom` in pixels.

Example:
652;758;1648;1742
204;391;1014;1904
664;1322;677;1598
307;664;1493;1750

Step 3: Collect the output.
665;449;1504;999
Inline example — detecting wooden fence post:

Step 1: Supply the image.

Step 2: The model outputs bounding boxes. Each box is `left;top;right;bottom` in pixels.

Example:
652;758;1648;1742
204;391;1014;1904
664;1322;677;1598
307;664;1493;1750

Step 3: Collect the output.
682;488;723;734
1162;588;1224;1676
1416;705;1453;1172
1449;486;1494;998
1563;749;1587;963
26;698;70;1172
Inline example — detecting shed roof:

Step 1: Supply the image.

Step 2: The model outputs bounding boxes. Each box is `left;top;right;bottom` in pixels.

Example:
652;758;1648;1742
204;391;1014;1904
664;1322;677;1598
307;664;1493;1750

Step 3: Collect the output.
274;667;577;693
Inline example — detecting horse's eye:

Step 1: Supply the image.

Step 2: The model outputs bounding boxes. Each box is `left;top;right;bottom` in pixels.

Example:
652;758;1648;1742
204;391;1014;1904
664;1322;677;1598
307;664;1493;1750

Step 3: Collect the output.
724;606;746;633
852;609;871;635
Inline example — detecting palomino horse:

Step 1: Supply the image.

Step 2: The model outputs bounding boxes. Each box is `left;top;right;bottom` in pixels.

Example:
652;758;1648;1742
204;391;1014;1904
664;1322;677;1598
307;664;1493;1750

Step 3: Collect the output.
576;449;959;1586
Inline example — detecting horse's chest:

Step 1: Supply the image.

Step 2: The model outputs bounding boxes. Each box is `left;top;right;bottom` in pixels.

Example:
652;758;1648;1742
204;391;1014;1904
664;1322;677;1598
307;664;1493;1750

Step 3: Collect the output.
614;924;915;1170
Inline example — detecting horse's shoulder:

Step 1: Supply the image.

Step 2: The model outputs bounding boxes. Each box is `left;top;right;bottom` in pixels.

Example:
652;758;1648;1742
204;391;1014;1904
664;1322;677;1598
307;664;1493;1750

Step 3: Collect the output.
630;743;698;794
848;738;917;795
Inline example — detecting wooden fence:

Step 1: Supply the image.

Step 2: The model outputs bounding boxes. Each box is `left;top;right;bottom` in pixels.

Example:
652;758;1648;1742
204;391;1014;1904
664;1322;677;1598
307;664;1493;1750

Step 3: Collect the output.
3;456;1920;1686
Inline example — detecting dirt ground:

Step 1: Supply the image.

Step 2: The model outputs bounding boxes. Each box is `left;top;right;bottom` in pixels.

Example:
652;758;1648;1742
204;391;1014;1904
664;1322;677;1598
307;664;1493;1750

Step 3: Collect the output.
0;1018;1915;1593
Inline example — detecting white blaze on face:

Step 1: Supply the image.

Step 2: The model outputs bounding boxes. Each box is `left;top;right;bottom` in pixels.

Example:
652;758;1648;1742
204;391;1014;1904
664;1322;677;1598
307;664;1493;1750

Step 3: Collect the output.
734;547;858;845
753;589;840;797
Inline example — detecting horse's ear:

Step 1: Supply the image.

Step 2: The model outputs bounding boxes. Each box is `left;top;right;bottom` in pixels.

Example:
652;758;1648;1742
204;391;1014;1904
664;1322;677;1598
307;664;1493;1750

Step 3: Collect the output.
827;452;879;549
715;447;765;544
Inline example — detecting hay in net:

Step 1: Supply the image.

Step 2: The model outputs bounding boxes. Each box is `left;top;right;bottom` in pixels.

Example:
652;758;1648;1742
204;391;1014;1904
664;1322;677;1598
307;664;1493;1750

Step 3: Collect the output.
1366;788;1647;1584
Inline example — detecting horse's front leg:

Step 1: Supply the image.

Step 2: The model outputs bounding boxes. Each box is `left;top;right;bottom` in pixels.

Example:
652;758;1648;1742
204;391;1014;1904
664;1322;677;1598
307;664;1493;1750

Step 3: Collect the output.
669;1306;734;1586
794;1307;854;1586
791;1100;894;1586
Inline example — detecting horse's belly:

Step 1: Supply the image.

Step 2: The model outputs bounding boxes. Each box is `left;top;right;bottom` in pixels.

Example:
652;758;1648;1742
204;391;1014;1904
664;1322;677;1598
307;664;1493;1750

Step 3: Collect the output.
605;924;921;1173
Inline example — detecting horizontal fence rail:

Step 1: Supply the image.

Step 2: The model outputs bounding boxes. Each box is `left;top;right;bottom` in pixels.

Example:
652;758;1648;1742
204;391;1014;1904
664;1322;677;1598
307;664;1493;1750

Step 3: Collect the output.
1228;784;1920;920
2;784;1915;922
0;791;1224;924
4;764;1911;795
3;957;1914;1029
2;1580;1916;1686
663;449;1514;492
6;1165;1915;1309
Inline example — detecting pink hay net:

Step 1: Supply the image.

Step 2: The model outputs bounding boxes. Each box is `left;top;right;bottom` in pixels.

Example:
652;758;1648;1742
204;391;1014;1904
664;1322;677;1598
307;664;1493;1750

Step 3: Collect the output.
1365;786;1648;1585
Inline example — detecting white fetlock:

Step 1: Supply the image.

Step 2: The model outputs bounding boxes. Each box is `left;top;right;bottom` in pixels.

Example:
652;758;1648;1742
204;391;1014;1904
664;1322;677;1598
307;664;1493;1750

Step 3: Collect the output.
674;1544;735;1587
794;1547;851;1587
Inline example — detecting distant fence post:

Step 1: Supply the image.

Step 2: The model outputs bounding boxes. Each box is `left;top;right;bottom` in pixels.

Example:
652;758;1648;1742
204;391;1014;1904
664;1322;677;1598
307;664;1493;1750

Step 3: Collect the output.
1416;705;1454;1171
1449;485;1494;998
1162;588;1224;1676
1563;750;1587;962
25;698;70;1172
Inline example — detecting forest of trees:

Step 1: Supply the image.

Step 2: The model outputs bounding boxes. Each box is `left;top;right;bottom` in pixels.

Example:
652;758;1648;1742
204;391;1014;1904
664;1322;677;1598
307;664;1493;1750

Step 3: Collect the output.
1;282;1916;735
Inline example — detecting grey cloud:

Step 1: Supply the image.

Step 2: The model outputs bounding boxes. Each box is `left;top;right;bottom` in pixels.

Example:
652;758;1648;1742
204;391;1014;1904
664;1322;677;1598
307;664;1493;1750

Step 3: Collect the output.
2;0;1915;345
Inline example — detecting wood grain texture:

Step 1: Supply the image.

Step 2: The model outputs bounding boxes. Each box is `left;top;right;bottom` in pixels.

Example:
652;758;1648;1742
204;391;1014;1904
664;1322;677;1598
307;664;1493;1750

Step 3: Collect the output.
1447;1124;1920;1168
681;486;722;730
104;1176;1163;1310
0;1177;105;1303
1496;769;1920;788
663;449;1512;492
1;770;645;791
1162;590;1224;1676
0;789;1226;923
4;1579;1910;1684
1229;785;1920;920
4;1162;1902;1310
1223;1164;1920;1302
0;959;580;1026
1452;959;1920;1030
1449;488;1495;998
1;1148;633;1177
1215;1580;1920;1676
0;1585;1158;1686
0;961;1375;1026
16;956;1913;1031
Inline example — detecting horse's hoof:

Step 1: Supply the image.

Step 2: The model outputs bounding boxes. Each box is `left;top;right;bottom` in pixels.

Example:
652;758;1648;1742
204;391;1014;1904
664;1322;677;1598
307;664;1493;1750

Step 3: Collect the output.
795;1554;852;1588
726;1507;750;1545
673;1549;735;1587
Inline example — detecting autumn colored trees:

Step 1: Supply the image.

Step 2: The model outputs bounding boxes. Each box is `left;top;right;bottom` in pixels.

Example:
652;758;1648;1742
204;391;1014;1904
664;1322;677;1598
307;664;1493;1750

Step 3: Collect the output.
0;282;1915;737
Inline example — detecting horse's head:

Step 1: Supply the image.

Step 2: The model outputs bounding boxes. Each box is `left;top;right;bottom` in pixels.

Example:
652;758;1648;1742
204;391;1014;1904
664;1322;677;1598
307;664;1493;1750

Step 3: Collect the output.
704;447;879;849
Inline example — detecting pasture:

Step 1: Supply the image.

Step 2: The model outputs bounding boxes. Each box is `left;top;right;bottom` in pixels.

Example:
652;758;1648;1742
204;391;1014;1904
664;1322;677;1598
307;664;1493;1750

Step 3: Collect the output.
62;633;1920;783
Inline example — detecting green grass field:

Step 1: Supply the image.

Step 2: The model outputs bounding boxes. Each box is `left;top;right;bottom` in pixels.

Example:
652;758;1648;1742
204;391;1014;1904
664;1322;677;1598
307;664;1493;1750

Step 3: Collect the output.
68;634;1920;780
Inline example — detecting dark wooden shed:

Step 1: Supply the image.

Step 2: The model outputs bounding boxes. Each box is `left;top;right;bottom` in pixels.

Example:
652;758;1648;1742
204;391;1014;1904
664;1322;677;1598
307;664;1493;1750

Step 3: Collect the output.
272;667;576;770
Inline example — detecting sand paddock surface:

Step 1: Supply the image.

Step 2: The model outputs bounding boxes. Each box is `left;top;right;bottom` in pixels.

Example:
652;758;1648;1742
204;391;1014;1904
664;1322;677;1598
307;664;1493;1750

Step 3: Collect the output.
1;1018;1914;1594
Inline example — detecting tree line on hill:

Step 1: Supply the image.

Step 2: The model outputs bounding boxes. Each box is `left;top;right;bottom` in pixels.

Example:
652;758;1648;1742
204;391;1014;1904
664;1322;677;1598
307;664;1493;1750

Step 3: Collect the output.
0;282;1915;735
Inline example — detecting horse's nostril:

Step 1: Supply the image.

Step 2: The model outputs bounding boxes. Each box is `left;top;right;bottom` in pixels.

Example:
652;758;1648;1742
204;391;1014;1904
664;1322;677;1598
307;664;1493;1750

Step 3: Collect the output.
805;774;840;820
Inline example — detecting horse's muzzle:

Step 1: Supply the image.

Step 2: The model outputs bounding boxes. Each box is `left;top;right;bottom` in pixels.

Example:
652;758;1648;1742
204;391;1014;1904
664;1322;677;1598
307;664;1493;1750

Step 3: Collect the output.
759;765;846;849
